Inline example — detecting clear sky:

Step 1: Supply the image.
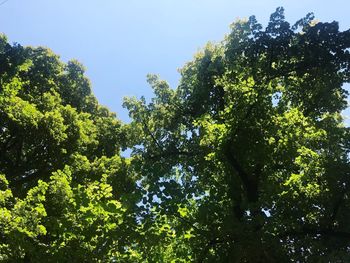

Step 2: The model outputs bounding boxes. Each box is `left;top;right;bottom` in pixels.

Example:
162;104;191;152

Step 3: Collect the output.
1;0;349;122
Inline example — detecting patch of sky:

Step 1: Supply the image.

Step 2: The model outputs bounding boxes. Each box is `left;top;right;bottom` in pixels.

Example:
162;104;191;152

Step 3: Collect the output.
272;91;282;107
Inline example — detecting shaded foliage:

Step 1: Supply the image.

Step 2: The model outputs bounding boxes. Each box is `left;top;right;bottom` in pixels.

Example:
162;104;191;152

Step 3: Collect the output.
124;7;350;262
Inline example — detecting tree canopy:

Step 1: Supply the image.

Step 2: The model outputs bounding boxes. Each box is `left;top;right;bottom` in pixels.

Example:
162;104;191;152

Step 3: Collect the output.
1;7;350;262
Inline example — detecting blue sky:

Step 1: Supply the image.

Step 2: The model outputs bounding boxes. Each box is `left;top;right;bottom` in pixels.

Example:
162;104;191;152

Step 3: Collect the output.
1;0;349;122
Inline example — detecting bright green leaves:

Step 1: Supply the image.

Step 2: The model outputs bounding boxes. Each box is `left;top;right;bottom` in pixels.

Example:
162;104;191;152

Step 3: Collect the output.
177;206;189;218
283;146;325;198
0;174;12;205
0;174;13;261
0;164;130;262
195;115;227;149
0;38;128;193
42;108;68;144
46;168;74;212
272;108;327;151
45;169;127;261
0;34;137;262
0;178;48;260
0;78;42;129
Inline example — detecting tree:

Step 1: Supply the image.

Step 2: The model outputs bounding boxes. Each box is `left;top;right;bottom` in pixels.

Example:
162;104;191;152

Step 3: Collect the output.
124;7;350;262
0;34;133;193
0;34;139;262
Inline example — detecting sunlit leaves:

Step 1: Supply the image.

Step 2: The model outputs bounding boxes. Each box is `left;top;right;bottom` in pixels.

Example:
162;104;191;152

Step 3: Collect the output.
0;33;136;262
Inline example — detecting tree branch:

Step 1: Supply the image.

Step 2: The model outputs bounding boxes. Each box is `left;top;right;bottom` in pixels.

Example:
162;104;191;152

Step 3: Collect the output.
280;227;350;240
140;116;163;152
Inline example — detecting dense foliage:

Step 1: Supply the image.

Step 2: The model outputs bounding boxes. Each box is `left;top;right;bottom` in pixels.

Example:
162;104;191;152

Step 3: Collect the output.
0;34;138;262
1;8;350;262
